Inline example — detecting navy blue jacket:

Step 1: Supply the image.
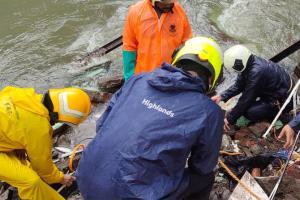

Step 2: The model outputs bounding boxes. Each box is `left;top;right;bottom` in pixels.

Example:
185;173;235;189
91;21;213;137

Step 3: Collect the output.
76;63;223;200
221;55;291;124
289;113;300;132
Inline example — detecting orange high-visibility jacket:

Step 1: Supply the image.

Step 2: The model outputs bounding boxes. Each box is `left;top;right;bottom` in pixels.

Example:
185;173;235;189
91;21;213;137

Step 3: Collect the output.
123;0;192;75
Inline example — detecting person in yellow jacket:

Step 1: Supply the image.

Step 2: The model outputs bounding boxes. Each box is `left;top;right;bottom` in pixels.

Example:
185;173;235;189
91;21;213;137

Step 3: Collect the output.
0;86;91;200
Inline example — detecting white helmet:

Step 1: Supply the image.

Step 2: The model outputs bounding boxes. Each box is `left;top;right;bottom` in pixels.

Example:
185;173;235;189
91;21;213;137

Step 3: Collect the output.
224;45;252;72
151;0;176;6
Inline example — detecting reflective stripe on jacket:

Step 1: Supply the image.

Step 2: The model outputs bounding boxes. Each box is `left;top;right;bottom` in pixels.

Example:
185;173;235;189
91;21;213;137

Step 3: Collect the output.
122;0;192;76
0;86;64;184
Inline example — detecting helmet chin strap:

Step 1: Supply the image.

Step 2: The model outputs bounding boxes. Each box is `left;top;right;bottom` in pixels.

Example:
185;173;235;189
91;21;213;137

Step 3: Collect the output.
42;92;59;125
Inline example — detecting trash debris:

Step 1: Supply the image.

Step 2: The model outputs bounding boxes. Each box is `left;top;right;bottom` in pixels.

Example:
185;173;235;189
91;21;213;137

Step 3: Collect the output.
211;120;300;200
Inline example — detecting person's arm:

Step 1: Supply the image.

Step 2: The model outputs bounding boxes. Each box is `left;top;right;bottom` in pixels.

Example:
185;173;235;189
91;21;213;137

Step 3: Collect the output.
220;74;245;102
226;72;260;125
186;104;223;197
25;122;64;184
122;6;138;81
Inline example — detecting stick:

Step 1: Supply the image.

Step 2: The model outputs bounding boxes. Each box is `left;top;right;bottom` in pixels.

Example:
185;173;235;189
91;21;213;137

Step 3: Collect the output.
78;36;123;64
268;130;300;200
270;40;300;63
263;80;300;138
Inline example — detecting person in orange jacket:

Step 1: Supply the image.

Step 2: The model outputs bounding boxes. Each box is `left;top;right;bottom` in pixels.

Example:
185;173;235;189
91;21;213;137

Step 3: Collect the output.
0;86;91;200
122;0;192;80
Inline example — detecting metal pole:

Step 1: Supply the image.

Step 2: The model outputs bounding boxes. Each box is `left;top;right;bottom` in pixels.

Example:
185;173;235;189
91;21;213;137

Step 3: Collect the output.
293;91;297;117
268;130;300;200
263;80;300;138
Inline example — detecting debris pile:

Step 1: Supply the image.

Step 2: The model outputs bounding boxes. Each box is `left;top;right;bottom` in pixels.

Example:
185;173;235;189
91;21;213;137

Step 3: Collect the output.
211;120;300;200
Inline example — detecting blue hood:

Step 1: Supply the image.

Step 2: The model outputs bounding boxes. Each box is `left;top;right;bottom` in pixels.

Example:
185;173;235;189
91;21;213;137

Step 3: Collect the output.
147;63;207;93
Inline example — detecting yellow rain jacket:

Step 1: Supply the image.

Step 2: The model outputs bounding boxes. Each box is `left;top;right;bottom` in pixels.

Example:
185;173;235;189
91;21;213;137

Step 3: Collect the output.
0;86;64;184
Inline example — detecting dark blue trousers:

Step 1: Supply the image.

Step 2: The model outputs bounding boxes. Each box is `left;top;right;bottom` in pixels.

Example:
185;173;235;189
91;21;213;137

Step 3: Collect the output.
244;100;292;123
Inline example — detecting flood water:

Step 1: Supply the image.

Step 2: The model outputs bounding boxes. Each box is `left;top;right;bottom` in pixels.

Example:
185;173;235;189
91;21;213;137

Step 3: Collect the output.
0;0;299;199
0;0;299;92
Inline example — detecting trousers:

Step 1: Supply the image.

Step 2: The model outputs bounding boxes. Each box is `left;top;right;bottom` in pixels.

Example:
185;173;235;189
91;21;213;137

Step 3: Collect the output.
0;152;64;200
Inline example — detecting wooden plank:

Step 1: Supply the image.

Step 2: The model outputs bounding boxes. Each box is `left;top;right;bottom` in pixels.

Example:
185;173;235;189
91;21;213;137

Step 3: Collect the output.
228;171;268;200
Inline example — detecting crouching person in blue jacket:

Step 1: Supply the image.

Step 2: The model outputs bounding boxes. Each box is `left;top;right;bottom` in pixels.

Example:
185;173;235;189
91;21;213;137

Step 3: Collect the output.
212;45;293;131
76;37;224;200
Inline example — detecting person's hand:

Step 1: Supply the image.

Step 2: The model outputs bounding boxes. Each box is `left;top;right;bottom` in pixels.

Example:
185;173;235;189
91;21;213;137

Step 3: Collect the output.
211;95;222;104
278;124;295;149
224;118;231;132
60;174;76;187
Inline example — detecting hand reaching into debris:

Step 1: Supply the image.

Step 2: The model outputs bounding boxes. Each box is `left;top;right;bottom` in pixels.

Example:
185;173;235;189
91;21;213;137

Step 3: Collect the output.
224;118;231;132
61;174;76;187
211;95;222;104
278;124;295;149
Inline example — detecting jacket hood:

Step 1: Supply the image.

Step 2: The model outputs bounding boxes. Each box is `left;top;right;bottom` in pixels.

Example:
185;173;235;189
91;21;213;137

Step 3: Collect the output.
0;86;49;119
147;63;207;93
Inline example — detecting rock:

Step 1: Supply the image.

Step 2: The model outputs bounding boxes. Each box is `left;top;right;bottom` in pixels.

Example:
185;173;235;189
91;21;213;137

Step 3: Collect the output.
248;122;270;137
97;75;124;93
210;185;230;200
221;134;235;152
249;143;263;155
286;161;300;179
234;128;251;140
239;139;257;148
221;189;231;200
96;92;113;103
255;176;300;199
209;193;219;200
84;89;113;104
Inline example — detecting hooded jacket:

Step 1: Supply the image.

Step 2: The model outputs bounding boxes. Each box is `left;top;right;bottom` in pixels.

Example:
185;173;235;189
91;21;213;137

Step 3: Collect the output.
77;63;223;199
221;55;291;125
0;86;63;184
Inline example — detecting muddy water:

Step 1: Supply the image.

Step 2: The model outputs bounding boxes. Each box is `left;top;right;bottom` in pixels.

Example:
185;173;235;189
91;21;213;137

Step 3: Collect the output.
0;0;299;91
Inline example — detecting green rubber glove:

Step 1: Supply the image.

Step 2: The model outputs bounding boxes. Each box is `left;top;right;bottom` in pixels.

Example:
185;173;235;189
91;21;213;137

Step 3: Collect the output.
122;50;136;81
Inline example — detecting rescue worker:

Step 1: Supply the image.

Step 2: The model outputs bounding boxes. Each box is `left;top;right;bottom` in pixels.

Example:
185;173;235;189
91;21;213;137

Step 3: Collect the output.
122;0;192;80
77;36;223;200
0;86;91;200
211;45;293;131
278;113;299;149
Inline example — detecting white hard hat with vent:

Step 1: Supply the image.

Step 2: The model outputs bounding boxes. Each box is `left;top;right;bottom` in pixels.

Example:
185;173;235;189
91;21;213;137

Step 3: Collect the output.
224;45;252;72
